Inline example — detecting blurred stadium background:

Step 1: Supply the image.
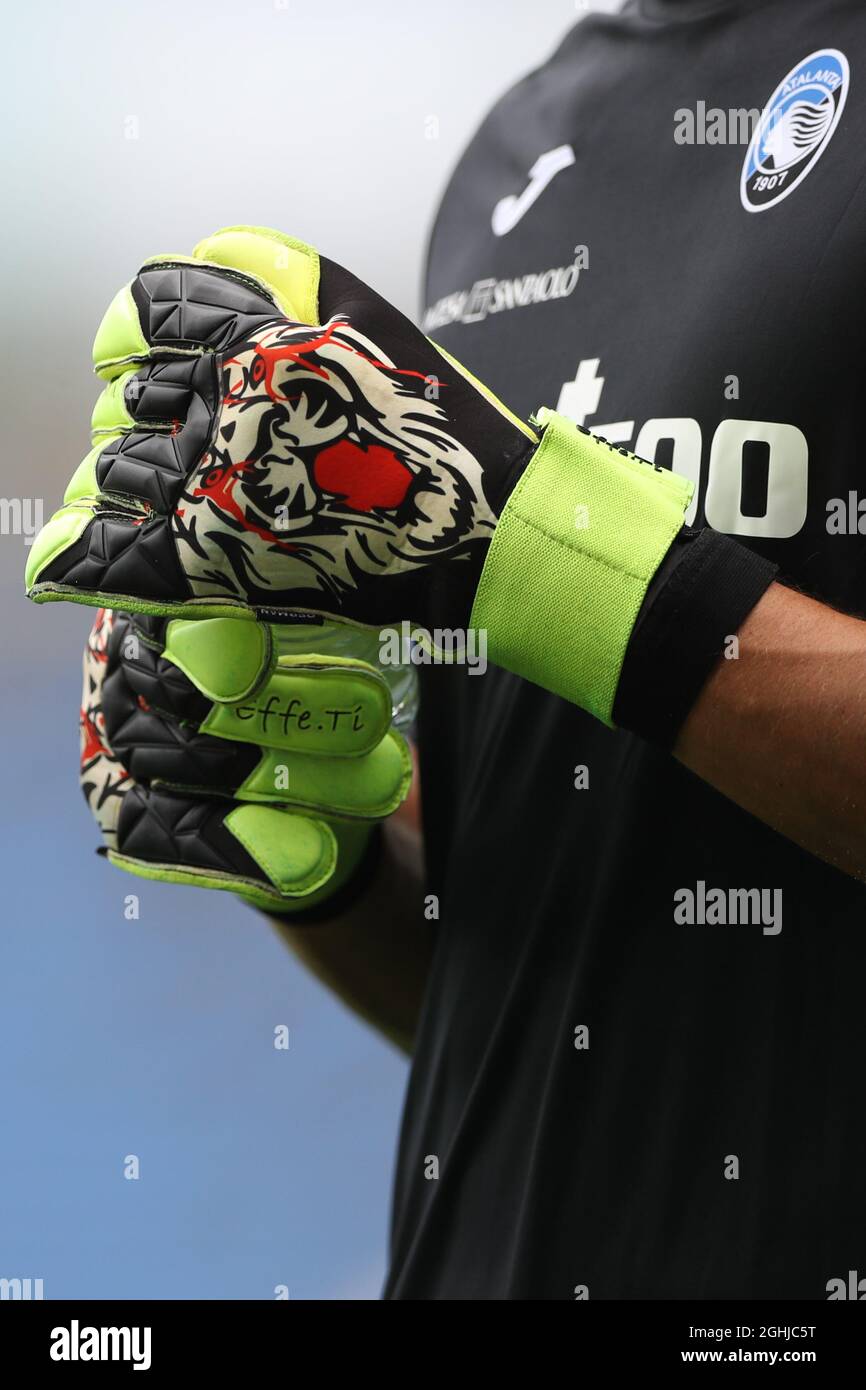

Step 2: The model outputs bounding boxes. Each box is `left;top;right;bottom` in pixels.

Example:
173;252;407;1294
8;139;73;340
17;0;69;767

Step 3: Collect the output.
0;0;614;1298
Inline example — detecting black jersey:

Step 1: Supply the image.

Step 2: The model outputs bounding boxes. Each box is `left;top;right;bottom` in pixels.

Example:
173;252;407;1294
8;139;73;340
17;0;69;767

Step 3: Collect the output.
385;0;866;1300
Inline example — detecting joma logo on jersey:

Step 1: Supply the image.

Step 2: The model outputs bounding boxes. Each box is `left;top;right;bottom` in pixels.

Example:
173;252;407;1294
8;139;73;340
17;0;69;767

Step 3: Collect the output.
741;48;849;212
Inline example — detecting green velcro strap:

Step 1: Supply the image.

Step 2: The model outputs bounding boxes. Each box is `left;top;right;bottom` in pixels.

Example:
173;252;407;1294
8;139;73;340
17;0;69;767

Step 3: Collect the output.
267;820;373;915
200;655;392;758
237;729;412;819
470;409;694;726
164;617;271;702
224;804;336;897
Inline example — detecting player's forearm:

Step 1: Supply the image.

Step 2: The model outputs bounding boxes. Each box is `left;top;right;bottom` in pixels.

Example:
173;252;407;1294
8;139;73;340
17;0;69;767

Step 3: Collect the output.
674;582;866;880
265;811;431;1055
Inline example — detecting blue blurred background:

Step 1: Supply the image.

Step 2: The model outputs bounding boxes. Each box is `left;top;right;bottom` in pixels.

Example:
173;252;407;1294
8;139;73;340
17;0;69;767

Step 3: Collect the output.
0;0;597;1298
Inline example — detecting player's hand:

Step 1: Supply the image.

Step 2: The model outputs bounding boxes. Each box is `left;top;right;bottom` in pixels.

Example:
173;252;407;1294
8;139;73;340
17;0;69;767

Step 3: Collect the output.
27;225;537;630
80;608;411;911
32;224;698;731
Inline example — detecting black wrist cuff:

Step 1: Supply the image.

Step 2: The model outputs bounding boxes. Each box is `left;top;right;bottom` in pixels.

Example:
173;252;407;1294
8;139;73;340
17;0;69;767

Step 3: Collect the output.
612;528;778;747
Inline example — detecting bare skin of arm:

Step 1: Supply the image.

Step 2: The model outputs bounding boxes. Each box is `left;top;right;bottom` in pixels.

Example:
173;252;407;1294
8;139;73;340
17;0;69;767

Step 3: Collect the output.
675;581;866;881
265;749;432;1056
267;582;866;1050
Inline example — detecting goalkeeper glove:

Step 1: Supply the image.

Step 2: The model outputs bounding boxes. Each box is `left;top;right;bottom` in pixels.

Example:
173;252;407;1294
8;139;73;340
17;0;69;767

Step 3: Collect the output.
80;608;410;911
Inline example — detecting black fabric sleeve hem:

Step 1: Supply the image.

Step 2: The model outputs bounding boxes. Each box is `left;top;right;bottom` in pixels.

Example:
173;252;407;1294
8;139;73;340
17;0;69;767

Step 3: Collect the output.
612;528;778;747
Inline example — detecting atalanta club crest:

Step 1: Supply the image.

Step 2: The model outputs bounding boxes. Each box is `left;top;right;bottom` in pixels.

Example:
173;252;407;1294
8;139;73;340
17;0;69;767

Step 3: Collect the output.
741;49;849;212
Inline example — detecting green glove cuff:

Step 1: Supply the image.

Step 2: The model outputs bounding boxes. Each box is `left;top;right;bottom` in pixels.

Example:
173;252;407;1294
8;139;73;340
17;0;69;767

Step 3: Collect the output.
470;409;695;725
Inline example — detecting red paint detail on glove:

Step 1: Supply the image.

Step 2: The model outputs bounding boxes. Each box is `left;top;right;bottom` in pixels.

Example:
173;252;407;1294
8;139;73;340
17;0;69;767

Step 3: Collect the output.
313;439;412;511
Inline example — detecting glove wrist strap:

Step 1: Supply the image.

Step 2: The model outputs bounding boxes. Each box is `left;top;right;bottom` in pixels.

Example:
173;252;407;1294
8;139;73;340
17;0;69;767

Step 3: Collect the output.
470;409;694;725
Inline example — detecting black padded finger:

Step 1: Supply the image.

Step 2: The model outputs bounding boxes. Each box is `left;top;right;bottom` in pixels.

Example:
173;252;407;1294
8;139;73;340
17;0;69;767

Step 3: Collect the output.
105;692;258;791
107;613;207;723
102;613;258;793
124;357;211;426
96;357;218;513
123;613;168;644
116;786;265;880
38;514;190;601
131;263;283;352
